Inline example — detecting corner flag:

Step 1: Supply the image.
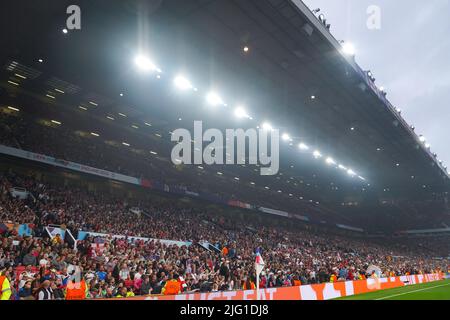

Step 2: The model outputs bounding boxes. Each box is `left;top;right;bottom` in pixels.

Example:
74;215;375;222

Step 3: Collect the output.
255;251;265;276
255;251;265;300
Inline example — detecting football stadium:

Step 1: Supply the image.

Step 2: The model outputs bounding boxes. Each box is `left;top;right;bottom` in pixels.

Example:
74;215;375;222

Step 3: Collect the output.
0;0;449;306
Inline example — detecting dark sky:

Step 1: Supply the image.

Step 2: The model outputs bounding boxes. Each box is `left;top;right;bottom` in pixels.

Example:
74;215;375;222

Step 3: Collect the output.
303;0;450;171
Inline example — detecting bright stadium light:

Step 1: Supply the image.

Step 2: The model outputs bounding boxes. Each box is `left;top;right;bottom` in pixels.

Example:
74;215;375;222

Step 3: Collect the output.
338;164;347;170
206;92;224;106
419;135;426;143
299;143;309;151
174;75;193;90
342;42;356;55
313;150;322;158
347;169;356;176
326;157;336;165
262;122;273;131
134;55;160;73
234;106;250;119
282;133;291;141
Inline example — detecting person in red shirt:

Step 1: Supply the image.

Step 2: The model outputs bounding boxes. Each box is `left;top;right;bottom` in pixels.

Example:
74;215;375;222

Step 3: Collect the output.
259;275;267;288
348;271;354;281
124;275;134;289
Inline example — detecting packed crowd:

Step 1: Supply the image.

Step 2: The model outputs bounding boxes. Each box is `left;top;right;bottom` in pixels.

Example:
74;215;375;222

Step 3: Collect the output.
0;171;448;300
0;112;336;224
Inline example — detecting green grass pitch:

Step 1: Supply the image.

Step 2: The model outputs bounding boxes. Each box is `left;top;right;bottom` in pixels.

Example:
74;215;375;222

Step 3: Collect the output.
334;279;450;300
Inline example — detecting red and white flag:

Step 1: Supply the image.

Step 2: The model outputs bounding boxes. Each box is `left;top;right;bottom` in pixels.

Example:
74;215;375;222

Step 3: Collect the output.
255;252;265;276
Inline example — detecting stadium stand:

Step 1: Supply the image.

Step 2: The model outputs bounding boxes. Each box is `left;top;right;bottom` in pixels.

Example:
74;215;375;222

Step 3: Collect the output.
0;0;449;302
0;170;448;299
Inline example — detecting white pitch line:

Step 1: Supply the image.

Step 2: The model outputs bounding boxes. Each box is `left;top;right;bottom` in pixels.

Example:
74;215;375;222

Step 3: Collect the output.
375;282;450;300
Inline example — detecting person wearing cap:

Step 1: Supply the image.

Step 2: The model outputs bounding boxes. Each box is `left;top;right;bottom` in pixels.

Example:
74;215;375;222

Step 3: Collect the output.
0;263;12;300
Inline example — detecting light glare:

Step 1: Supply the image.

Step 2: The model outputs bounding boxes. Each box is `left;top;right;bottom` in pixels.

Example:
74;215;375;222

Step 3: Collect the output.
299;143;309;150
234;107;250;119
262;122;273;131
342;42;356;55
174;75;193;90
313;150;322;158
206;92;224;106
135;55;160;72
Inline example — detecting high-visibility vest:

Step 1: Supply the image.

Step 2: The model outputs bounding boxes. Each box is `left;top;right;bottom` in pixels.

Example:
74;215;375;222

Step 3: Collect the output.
243;281;255;290
222;247;229;256
66;280;86;300
0;275;12;300
162;280;181;295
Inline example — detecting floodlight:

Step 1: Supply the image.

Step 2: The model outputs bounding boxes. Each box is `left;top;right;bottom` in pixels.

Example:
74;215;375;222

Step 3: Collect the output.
206;92;224;106
342;42;355;55
299;143;309;150
174;75;193;90
234;107;250;119
134;55;160;72
313;150;322;158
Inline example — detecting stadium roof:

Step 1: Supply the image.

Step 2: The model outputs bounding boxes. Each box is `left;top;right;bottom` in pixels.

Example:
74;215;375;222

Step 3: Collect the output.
0;0;449;231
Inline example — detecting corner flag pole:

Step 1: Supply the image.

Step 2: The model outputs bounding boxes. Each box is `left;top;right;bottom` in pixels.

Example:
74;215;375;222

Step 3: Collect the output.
256;272;260;301
255;251;264;301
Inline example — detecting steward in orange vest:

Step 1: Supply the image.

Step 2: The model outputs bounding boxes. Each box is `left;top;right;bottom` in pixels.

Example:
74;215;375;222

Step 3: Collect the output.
162;275;181;295
242;279;255;290
292;275;302;286
66;279;87;300
0;264;11;300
